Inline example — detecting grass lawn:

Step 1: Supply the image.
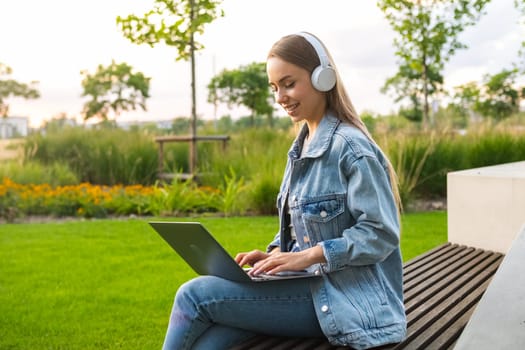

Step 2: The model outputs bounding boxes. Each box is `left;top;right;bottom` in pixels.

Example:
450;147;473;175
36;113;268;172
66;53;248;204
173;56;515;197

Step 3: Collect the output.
0;212;446;349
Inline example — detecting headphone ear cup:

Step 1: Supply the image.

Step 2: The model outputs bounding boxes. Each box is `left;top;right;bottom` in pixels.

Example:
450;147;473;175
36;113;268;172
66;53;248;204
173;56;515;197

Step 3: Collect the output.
311;65;336;92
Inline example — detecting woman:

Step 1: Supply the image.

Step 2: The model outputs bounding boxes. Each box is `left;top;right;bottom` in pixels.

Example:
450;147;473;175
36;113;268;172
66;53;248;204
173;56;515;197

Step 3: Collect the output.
162;32;407;350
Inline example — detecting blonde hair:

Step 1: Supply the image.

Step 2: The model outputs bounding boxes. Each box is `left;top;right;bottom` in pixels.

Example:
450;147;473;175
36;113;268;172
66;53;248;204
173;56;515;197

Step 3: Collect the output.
268;33;402;213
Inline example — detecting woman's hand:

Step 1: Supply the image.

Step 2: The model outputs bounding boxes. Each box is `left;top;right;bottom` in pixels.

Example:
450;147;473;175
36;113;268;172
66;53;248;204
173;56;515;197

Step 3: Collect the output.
234;250;271;270
237;246;327;276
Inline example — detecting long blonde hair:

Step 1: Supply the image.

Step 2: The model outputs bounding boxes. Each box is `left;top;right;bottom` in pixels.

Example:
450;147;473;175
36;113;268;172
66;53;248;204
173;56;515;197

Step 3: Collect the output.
268;33;402;213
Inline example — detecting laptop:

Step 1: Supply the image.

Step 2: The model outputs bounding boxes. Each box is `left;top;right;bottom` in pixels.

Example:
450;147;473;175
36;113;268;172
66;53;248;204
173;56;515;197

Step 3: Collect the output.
149;221;320;283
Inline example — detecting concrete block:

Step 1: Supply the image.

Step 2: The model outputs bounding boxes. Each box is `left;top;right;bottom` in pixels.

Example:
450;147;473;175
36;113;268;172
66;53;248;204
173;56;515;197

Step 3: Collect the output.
447;161;525;253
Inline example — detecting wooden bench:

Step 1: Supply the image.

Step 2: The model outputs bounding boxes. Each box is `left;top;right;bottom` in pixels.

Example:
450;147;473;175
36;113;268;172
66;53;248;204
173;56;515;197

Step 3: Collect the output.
231;243;504;350
155;135;230;181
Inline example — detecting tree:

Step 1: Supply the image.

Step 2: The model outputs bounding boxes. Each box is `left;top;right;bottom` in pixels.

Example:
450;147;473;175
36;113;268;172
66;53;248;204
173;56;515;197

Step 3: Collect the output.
476;69;524;120
450;81;482;123
0;63;40;117
207;62;274;127
452;69;524;120
80;60;151;121
377;0;491;128
117;0;223;174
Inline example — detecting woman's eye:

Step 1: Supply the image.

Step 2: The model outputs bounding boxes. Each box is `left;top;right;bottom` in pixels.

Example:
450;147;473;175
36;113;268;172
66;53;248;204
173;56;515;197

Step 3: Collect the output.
285;82;295;89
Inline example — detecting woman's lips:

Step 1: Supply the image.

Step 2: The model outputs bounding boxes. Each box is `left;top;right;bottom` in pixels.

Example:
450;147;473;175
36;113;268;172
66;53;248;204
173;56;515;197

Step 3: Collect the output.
283;103;299;114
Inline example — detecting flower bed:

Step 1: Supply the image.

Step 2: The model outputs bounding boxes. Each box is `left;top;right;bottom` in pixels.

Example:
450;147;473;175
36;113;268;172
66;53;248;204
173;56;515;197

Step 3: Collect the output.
0;177;235;222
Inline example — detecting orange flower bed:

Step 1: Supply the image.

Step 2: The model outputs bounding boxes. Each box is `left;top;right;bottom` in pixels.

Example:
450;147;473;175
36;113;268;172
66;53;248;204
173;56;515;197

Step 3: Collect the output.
0;177;227;221
0;177;161;219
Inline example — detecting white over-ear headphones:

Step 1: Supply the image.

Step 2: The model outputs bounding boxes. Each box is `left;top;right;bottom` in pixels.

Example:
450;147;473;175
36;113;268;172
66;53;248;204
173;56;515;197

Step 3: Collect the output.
296;32;337;92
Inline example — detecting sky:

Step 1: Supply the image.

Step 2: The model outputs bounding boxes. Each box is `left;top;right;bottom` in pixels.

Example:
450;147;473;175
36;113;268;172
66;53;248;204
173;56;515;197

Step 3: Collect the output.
1;0;523;127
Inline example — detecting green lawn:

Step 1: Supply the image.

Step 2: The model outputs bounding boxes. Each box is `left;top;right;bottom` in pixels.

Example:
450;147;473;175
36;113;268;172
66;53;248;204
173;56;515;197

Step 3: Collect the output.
0;212;446;349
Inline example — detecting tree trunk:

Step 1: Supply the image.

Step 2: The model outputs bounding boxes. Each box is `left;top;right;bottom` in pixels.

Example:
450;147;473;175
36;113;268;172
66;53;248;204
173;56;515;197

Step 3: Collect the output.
189;0;197;176
422;52;430;129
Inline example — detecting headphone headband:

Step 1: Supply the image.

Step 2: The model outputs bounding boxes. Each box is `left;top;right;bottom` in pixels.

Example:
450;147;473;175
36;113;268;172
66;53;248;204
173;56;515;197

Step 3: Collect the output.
295;32;336;92
296;32;330;69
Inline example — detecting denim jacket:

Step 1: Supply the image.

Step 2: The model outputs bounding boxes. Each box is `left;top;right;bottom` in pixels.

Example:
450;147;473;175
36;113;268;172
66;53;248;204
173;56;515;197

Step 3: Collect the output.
268;113;407;349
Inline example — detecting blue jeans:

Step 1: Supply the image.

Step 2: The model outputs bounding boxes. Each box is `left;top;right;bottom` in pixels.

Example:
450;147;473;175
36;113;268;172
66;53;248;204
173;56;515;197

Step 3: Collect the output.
162;275;324;350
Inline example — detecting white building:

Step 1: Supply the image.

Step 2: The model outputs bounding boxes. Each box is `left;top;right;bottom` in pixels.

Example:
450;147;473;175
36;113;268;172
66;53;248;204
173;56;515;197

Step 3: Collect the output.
0;116;29;138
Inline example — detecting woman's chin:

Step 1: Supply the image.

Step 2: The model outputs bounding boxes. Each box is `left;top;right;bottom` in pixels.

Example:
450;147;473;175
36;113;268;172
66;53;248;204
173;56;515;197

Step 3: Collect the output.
288;112;302;123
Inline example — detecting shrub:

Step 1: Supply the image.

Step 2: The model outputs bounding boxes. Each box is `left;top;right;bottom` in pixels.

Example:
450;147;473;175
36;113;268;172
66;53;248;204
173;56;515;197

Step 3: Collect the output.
218;168;249;217
0;160;79;186
248;174;280;215
379;131;437;207
25;128;158;185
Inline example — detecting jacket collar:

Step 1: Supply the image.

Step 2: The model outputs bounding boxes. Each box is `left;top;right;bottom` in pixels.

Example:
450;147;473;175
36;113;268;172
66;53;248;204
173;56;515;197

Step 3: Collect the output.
288;111;341;160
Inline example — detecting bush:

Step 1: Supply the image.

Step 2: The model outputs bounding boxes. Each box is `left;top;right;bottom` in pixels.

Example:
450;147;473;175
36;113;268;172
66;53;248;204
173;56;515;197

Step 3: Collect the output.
379;131;437;207
25;128;158;185
0;160;79;186
249;174;280;215
377;124;525;202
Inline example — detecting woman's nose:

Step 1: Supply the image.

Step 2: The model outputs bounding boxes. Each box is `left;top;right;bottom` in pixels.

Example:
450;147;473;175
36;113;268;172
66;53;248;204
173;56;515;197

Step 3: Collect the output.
275;90;287;104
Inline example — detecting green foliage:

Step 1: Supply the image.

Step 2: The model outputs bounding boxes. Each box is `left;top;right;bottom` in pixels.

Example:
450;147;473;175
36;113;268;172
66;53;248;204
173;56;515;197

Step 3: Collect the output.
208;62;274;126
413;132;467;197
218;168;248;216
201;127;290;214
0;160;79;186
465;126;525;168
25;128;158;185
514;0;525;71
117;0;224;61
147;180;220;216
476;69;524;120
452;69;524;121
16;118;525;215
0;63;40;117
249;174;280;215
377;0;491;126
170;116;190;134
398;100;423;123
377;123;525;201
80;60;151;121
379;131;437;207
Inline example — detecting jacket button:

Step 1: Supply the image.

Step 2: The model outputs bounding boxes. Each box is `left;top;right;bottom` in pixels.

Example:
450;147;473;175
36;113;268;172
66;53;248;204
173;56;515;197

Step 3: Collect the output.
320;210;327;218
321;305;329;312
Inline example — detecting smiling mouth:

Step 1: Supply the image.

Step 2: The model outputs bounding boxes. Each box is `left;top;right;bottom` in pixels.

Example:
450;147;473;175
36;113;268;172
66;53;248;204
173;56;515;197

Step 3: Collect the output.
283;103;299;113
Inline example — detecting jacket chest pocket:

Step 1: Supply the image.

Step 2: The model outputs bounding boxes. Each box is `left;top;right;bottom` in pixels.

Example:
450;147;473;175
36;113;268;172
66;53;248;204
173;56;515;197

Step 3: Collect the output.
302;195;344;221
300;194;345;240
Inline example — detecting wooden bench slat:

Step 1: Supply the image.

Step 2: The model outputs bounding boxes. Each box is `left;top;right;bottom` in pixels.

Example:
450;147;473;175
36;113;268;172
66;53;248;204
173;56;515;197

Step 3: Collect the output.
404;248;484;304
404;250;502;311
400;276;493;350
402;243;454;274
421;303;478;350
403;245;476;295
403;245;475;290
405;253;503;327
398;258;502;350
